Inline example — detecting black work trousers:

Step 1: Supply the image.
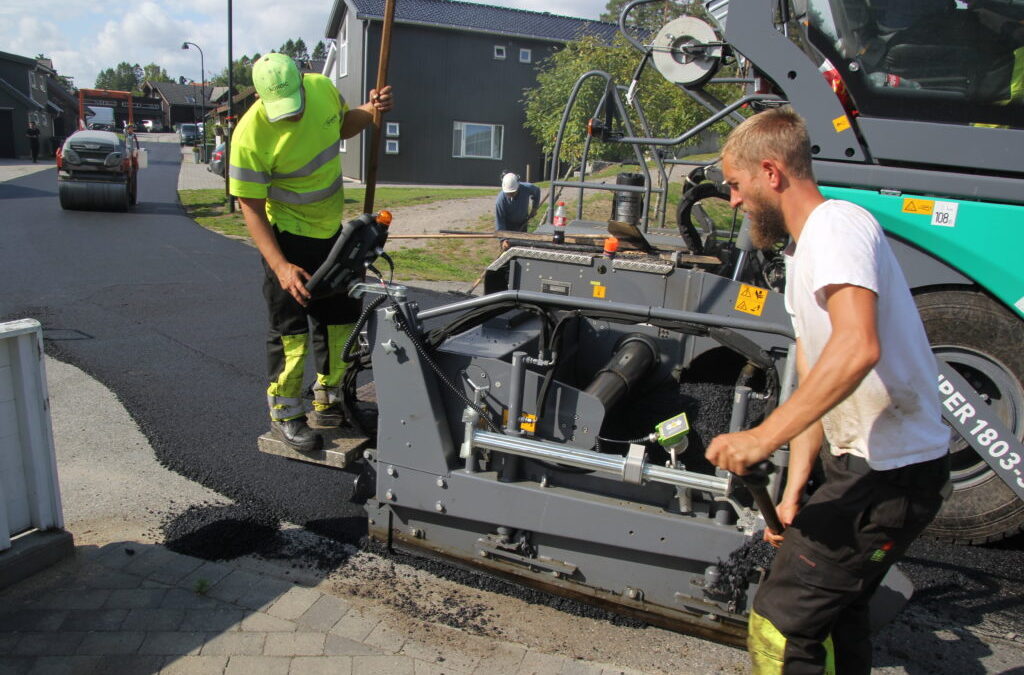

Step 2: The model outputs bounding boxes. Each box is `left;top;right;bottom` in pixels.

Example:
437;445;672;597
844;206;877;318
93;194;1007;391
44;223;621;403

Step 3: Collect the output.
262;228;361;417
750;450;949;674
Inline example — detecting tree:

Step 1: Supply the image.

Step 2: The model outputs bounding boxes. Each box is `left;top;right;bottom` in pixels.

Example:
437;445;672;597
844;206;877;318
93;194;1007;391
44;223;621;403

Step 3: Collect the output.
211;55;256;88
277;38;310;62
600;0;685;35
143;63;172;83
312;40;327;61
94;61;144;92
523;33;729;165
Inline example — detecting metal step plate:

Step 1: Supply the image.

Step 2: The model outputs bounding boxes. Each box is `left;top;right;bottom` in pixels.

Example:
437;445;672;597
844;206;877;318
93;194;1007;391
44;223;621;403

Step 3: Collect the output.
257;420;369;470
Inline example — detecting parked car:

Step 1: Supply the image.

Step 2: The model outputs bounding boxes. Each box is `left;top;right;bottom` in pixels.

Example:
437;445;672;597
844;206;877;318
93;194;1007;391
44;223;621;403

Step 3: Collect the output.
178;123;199;145
55;129;145;211
207;143;226;177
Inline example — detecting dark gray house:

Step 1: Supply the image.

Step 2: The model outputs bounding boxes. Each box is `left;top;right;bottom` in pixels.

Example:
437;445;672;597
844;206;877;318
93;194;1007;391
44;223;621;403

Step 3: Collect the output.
141;81;214;130
0;51;62;159
325;0;616;185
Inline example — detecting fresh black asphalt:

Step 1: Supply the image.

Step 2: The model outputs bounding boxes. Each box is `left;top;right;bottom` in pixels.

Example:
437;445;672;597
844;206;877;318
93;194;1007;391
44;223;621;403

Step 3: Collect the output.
1;142;1021;651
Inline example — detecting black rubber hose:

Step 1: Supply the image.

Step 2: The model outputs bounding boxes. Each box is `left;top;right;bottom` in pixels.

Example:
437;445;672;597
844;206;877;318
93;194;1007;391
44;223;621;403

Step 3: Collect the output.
343;294;388;363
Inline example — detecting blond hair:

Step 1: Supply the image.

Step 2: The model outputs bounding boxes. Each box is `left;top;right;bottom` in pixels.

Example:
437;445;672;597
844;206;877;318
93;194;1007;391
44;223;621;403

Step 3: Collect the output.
721;107;814;180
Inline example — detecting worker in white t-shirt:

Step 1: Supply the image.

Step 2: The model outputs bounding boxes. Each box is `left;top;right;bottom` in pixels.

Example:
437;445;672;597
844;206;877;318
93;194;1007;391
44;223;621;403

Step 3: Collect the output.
705;106;950;674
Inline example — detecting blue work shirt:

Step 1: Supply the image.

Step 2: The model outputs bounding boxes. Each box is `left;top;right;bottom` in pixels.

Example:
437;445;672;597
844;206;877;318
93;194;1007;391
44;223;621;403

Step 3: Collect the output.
495;183;542;232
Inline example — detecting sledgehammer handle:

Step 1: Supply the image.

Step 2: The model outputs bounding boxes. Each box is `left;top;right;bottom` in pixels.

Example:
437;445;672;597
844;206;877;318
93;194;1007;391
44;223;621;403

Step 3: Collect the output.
362;0;396;215
738;461;786;535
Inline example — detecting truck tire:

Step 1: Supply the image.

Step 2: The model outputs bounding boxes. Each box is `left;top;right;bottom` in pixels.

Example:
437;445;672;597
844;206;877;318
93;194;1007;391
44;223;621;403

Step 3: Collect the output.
915;289;1024;544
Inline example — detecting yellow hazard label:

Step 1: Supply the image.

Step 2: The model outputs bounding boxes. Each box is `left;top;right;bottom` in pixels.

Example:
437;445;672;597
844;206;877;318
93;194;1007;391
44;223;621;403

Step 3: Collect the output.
832;115;851;133
902;198;934;215
592;284;607;299
520;413;537;434
735;284;768;316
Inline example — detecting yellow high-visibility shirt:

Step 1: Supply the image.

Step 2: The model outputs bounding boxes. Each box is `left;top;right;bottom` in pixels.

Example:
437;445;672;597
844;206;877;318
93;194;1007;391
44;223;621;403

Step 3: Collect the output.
229;74;348;239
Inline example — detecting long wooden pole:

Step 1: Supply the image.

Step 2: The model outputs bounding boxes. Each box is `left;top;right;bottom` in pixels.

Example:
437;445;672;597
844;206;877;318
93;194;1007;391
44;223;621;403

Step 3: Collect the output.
362;0;397;215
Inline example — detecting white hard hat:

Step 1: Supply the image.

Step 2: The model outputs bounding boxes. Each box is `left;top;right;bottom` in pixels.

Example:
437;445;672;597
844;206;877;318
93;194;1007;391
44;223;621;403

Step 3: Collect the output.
502;173;520;193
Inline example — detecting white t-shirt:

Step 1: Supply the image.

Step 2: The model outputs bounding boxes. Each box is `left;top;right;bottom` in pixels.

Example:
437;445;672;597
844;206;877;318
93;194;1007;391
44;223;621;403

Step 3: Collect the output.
784;200;949;470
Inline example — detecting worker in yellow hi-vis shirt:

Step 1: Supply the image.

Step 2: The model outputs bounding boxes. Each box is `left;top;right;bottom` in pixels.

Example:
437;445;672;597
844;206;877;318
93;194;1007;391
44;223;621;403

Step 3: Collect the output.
230;52;393;452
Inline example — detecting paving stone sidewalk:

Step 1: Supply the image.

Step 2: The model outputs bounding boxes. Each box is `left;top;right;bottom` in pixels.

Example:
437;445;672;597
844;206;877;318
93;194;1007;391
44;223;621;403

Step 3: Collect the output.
0;542;640;675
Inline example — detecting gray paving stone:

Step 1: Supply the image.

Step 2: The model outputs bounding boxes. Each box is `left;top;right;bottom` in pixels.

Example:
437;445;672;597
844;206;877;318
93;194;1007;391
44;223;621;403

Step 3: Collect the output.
224;655;291;675
59;609;129;631
290;655;354;674
210;570;290;610
352;655;416;675
180;561;234;591
180;608;245;632
105;588;168;609
263;631;326;656
266;587;322;621
0;633;19;655
161;588;223;610
0;656;32;675
32;589;109;610
472;642;527;673
90;654;167;674
71;568;144;590
560;660;605;675
142;579;174;589
517;650;571;674
324;634;382;657
198;632;266;656
92;543;145;571
296;594;351;632
400;638;479;673
329;608;381;643
159;655;229;675
11;632;87;657
0;610;67;633
121;548;187;579
414;659;473;675
362;621;407;655
240;613;298;632
144;550;206;586
26;656;103;675
137;631;211;655
76;631;146;655
123;608;186;631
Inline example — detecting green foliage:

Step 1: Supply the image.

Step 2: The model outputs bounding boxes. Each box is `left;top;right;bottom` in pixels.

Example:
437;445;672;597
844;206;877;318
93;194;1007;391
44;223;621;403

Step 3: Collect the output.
143;63;172;83
211;56;256;88
278;38;309;61
523;34;709;165
95;61;145;93
600;0;685;34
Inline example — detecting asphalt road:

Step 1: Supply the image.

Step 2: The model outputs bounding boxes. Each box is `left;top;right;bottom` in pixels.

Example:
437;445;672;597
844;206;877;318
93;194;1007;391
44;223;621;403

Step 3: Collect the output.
2;143;1022;670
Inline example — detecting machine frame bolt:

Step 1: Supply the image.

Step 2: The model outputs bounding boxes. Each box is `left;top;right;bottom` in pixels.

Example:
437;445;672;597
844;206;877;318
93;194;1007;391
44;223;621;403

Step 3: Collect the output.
385;489;395;501
436;477;447;488
435;501;445;513
386;465;396;477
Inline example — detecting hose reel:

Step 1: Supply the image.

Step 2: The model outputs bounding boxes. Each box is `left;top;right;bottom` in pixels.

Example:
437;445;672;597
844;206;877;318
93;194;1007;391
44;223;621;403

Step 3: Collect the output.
652;16;723;88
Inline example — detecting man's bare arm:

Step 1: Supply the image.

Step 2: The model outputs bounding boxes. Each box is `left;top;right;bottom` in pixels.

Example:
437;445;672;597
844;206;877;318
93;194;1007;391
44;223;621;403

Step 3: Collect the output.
340;86;393;140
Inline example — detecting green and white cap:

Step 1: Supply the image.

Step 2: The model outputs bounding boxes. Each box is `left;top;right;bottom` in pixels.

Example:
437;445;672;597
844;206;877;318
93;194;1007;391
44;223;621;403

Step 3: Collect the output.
253;53;304;122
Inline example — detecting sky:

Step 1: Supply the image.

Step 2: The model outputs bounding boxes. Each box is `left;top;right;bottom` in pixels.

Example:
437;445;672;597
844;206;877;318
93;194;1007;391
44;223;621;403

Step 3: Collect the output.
0;0;608;91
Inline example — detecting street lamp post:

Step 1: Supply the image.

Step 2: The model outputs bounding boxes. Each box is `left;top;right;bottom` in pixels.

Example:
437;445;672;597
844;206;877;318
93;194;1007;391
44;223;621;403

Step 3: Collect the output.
181;41;205;162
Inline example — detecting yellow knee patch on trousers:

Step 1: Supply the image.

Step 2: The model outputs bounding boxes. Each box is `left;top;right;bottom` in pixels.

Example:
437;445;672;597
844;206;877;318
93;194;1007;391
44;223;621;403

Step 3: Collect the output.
316;323;355;392
748;610;835;674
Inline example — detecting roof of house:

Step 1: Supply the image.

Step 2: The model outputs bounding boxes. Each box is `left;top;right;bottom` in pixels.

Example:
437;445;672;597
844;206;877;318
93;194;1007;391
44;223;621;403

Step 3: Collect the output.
0;78;43;109
144;81;213;107
328;0;618;44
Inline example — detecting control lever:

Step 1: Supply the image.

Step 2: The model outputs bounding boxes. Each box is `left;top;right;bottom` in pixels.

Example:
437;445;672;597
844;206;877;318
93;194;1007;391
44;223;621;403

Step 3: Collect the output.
736;460;785;535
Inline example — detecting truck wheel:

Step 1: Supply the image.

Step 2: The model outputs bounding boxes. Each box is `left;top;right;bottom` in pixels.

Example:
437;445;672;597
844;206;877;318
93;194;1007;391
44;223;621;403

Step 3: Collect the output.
916;289;1024;544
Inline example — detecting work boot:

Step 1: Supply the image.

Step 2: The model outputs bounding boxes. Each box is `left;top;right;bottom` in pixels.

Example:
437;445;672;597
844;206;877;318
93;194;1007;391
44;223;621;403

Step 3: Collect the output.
270;416;322;453
312;402;346;427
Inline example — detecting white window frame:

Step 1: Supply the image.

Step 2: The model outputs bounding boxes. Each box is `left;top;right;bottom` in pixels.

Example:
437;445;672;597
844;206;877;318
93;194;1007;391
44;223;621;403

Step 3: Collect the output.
493;45;506;60
385;122;400;137
385;139;399;154
452;121;503;160
338;16;349;78
339;138;346;152
519;48;532;64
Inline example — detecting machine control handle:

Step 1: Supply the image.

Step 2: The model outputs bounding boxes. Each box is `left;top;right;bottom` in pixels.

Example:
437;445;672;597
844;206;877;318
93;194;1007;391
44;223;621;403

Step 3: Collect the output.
737;461;785;535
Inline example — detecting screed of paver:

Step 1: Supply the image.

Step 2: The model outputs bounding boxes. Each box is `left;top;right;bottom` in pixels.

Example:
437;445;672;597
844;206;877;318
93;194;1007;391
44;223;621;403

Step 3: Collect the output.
161;655;230;675
224;654;291;675
290;655;355;675
263;631;326;656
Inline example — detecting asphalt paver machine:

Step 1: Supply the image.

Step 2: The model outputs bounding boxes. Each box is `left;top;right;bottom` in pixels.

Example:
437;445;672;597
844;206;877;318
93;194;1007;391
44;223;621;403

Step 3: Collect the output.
264;0;1024;642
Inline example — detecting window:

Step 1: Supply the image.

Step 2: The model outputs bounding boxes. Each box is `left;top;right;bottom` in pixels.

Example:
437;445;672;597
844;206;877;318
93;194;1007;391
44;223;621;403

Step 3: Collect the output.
385;139;399;154
493;45;506;60
519;48;532;64
385;122;400;137
338;17;348;78
452;121;503;160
